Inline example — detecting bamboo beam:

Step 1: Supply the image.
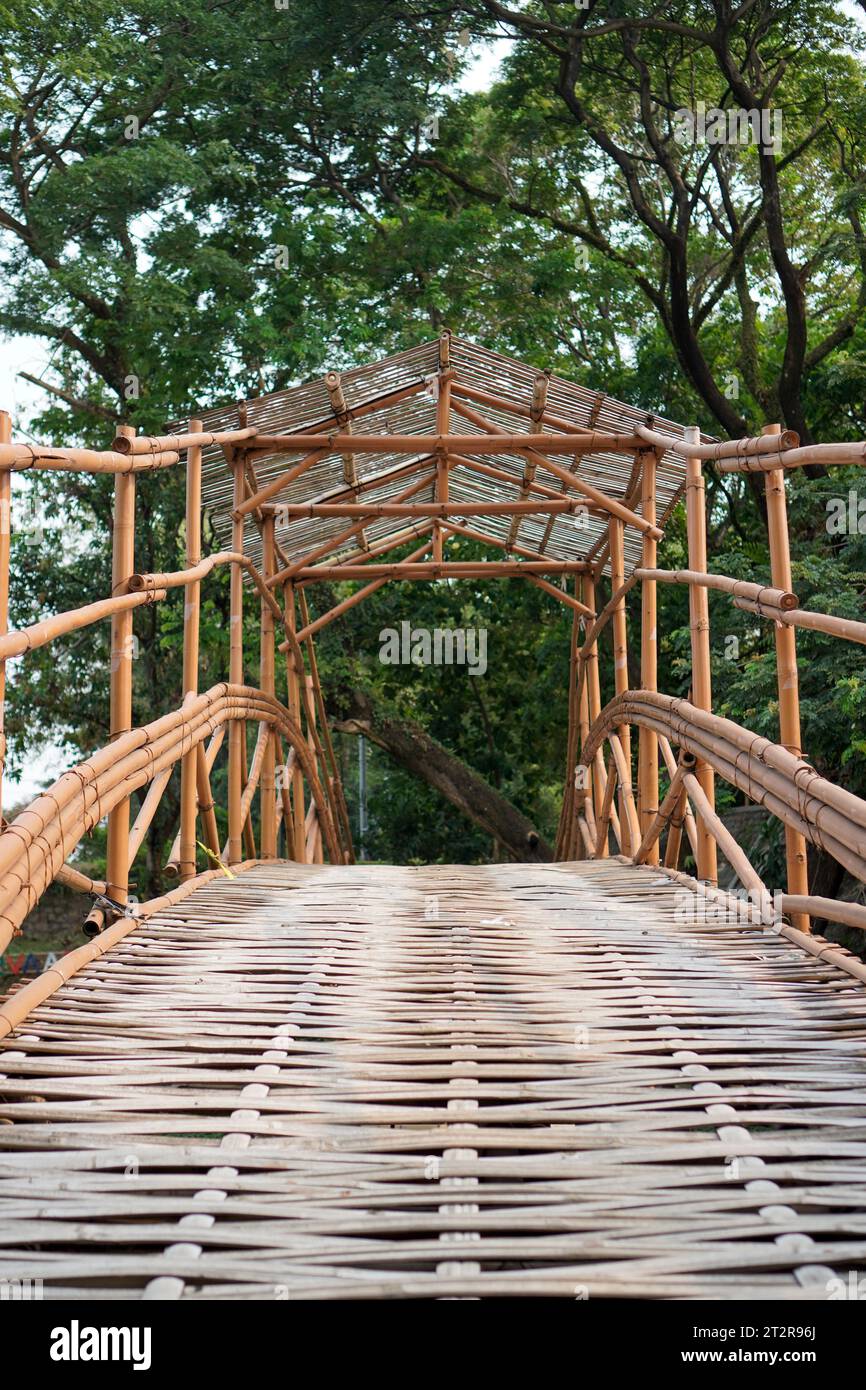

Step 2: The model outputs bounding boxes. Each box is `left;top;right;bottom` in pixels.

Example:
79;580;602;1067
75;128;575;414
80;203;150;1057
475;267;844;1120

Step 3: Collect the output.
227;456;245;864
245;378;434;465
445;442;593;507
297;589;354;862
450;379;597;436
607;732;641;853
179;418;203;881
557;575;582;859
326;370;367;551
287;538;435;645
715;441;866;473
0;589;166;661
232;448;329;518
633;753;694;866
635;567;797;609
0;444;180;473
128;766;174;868
309;520;434;574
268;469;436;586
635;424;798;460
581;575;604;825
165;728;224;874
594;756;618;858
447;396;661;539
733;597;866;645
283;583;307;861
684;427;717;885
259;513;277;859
683;769;769;903
262;456;434;520
266;498;591;519
764;422;810;931
608;516;632;855
242;430;647;456
112;427;257;455
292;559;590;580
437;516;551;566
105;425;137;908
663;784;688;869
638;452;659;860
659;733;699;861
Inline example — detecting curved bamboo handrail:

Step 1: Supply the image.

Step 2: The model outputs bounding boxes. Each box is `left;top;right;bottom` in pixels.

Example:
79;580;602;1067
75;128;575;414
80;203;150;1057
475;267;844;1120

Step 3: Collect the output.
579;691;866;885
0;588;166;661
0;683;341;953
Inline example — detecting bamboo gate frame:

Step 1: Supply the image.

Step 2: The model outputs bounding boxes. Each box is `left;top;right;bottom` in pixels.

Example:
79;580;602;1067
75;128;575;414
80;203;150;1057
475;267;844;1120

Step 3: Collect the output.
2;331;866;1002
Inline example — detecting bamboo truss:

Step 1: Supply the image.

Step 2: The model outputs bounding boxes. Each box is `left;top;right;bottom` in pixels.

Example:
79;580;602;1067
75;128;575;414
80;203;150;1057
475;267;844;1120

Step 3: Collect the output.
3;334;866;965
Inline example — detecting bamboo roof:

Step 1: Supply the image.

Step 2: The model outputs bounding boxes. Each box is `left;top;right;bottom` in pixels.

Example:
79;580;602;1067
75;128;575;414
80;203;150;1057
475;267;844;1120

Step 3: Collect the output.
190;337;704;578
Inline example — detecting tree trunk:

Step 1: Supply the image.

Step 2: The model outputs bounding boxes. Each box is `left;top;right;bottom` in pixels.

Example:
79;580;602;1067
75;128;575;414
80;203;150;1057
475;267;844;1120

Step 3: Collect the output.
332;691;553;862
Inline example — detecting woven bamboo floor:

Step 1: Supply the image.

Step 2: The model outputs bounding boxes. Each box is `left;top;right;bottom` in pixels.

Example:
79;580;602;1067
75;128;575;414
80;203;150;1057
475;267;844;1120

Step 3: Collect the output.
2;859;866;1300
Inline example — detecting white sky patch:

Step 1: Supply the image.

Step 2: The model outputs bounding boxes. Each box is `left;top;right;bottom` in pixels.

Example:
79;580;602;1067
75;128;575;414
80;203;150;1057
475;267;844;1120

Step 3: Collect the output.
458;36;512;92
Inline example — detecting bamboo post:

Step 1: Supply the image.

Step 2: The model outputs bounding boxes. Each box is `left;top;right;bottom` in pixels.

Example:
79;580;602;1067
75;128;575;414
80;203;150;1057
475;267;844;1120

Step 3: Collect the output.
608;516;632;854
0;411;10;823
684;426;718;885
227;454;245;863
260;513;277;858
433;332;451;564
582;574;604;822
638;451;659;862
595;756;617;858
763;422;810;931
106;424;137;905
178;418;202;881
284;580;307;861
557;576;581;859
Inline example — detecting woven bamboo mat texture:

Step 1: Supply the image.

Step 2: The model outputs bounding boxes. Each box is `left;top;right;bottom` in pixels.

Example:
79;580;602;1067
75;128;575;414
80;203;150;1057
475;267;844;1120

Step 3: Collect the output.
2;859;866;1300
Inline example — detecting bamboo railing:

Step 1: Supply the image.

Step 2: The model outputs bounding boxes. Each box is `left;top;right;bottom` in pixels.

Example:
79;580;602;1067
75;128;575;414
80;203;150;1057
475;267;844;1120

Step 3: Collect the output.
556;420;866;938
0;408;356;947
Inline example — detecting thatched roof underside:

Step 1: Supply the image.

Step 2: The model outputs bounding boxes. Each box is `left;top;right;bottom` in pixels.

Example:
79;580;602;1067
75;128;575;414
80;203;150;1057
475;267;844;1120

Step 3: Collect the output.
189;337;703;578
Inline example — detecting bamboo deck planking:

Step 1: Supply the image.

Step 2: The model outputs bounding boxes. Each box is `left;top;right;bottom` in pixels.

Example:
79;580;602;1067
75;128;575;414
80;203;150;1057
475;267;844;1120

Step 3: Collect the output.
1;858;866;1300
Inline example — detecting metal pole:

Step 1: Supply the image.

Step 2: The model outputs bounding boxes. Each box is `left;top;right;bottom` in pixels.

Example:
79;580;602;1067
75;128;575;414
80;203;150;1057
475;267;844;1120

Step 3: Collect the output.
358;734;368;861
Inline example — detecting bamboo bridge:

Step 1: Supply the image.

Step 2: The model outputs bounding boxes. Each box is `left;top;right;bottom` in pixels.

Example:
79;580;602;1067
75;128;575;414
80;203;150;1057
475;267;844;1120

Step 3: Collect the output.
1;336;866;1300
